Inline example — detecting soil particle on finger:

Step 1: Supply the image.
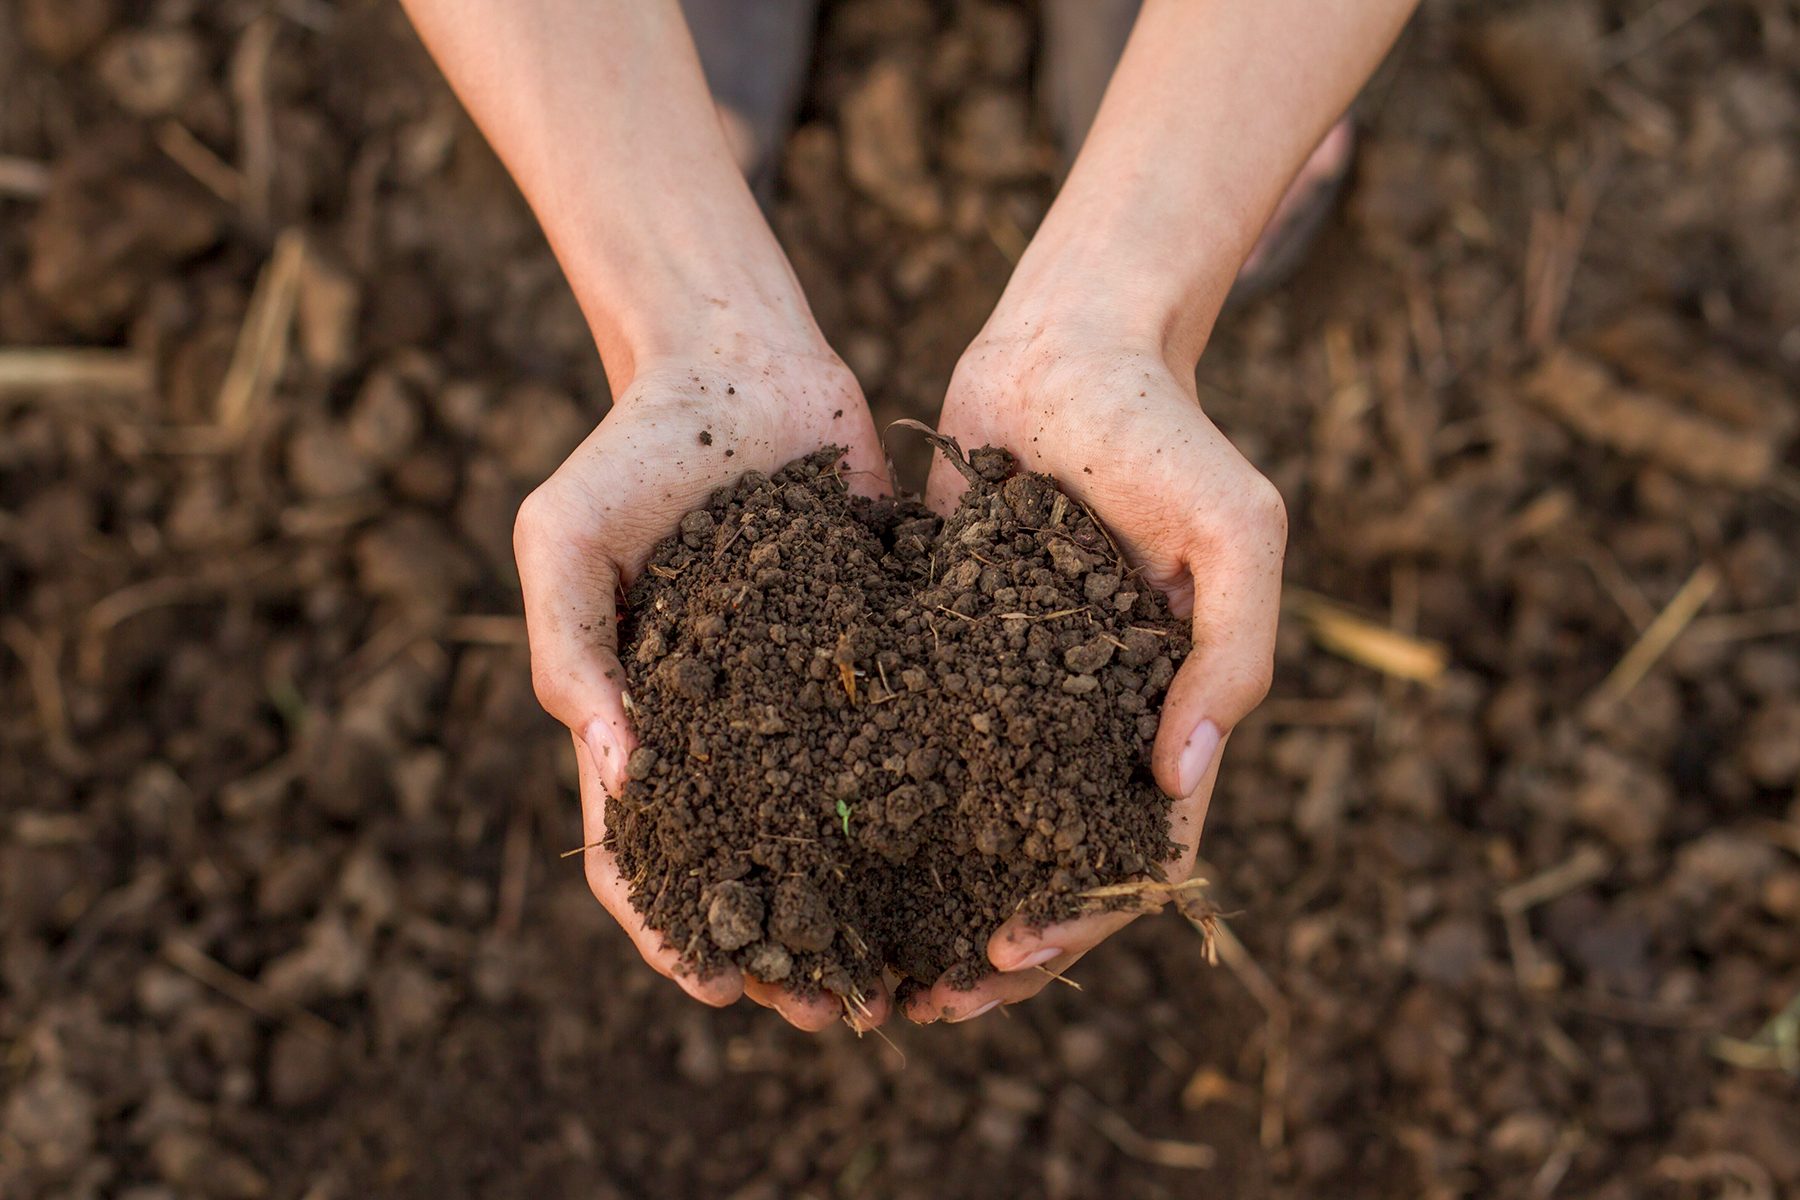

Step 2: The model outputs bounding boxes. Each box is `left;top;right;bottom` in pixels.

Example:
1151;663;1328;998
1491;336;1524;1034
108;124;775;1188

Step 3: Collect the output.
610;446;1189;1001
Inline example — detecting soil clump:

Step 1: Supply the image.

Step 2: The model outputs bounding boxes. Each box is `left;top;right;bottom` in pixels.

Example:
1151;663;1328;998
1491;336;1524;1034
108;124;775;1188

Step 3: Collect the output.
613;445;1189;1001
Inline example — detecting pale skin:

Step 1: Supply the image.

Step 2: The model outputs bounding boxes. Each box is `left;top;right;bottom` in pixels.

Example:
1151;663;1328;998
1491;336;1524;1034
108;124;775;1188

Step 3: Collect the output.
400;0;1419;1029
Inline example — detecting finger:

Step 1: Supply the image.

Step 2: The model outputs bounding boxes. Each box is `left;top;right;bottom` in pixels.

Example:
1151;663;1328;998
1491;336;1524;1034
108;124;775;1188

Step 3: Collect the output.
917;970;1040;1024
573;736;743;1008
740;978;840;1031
519;399;892;780
1151;481;1286;805
987;908;1139;973
517;488;635;794
971;730;1230;996
845;977;893;1032
741;978;846;1036
740;979;781;1013
744;971;892;1032
905;945;1089;1023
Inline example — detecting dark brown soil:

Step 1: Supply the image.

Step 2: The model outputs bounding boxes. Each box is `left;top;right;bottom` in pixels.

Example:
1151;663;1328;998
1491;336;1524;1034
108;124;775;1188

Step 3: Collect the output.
614;446;1186;1000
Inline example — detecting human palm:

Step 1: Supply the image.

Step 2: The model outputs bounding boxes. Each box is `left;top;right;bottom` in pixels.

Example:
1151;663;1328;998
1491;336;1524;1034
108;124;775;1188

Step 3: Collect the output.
514;340;893;1030
906;333;1287;1021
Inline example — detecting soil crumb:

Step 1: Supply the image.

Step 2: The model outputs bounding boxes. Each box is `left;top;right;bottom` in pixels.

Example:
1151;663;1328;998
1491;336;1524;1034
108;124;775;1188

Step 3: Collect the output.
611;446;1189;1002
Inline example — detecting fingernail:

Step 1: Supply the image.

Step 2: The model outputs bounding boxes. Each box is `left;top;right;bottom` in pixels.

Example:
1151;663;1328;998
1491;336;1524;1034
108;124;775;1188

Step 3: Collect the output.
1005;946;1062;972
947;999;1001;1024
1177;719;1223;796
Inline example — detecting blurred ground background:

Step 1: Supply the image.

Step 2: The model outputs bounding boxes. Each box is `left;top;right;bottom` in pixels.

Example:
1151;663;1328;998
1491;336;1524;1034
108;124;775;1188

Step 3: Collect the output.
3;0;1799;1196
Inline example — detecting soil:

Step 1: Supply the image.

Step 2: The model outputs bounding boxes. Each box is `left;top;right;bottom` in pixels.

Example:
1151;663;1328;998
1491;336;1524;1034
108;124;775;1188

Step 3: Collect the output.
614;445;1186;1000
3;2;1798;1199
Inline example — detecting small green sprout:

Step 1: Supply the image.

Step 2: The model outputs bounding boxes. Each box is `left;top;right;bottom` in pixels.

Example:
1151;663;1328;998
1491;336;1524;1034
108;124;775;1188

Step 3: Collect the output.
835;798;853;838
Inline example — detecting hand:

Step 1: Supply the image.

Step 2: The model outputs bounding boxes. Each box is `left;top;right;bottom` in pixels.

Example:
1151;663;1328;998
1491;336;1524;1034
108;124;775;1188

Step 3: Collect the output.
905;324;1286;1022
515;325;895;1031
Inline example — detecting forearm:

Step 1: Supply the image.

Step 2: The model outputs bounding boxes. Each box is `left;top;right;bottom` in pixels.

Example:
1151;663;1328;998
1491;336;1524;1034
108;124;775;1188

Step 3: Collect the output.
995;0;1418;371
398;0;820;387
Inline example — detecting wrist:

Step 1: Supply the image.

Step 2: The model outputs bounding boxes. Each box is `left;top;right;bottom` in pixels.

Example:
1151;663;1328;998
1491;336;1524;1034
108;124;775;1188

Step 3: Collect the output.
980;199;1241;378
562;195;827;391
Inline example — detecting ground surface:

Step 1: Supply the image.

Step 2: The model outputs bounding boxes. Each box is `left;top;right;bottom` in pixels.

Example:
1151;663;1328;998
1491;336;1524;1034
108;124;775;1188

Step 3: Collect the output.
2;1;1798;1197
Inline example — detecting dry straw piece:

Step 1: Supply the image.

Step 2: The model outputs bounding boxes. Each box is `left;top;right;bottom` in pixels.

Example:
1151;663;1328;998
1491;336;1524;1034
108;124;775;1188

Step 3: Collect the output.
1582;562;1719;722
0;348;153;398
215;228;307;435
1284;588;1450;685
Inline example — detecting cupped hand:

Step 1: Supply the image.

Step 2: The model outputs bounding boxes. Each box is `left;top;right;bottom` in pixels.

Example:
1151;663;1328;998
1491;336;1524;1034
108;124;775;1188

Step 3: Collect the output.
905;329;1287;1023
515;329;895;1031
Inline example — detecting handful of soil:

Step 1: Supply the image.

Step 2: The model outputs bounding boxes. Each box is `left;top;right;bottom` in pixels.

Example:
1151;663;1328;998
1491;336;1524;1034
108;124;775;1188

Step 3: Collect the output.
610;444;1190;1008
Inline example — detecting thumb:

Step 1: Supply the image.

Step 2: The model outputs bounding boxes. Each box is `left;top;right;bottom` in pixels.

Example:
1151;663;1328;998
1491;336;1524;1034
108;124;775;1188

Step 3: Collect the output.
513;487;635;794
1151;497;1286;808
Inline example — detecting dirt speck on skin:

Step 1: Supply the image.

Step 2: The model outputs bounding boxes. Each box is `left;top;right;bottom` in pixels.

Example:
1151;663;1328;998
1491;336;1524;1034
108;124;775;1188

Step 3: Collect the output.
612;446;1188;1001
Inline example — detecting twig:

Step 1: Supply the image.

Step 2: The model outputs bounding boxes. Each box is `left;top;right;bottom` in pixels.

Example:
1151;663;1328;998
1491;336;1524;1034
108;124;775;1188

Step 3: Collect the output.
1502;908;1557;994
1284;589;1449;684
230;15;278;227
887;418;981;488
332;614;437;699
0;349;153;397
1582;562;1719;721
216;228;307;435
1078;877;1211;905
1524;152;1609;349
1078;877;1222;964
1497;844;1614;914
840;994;906;1063
996;607;1090;622
1209;920;1290;1151
162;939;338;1043
157;121;242;204
1066;1085;1215;1170
1574;536;1657;631
1556;991;1711;1030
1495;844;1613;996
1711;990;1800;1075
77;550;291;683
1531;1129;1583;1199
1074;497;1126;568
1035;964;1083;991
1685;603;1800;645
1;619;88;774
